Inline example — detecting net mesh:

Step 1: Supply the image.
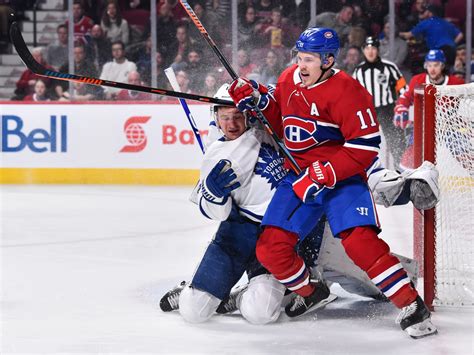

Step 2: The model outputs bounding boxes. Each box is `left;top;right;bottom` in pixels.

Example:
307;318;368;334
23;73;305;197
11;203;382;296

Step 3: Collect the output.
433;83;474;307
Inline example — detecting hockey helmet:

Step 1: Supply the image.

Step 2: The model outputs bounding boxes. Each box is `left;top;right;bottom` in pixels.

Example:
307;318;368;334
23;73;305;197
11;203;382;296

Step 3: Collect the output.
295;27;340;65
211;83;248;127
424;49;446;63
363;36;380;48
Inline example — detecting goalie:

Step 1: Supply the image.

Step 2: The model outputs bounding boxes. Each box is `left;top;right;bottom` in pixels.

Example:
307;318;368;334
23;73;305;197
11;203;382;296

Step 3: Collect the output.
159;84;439;338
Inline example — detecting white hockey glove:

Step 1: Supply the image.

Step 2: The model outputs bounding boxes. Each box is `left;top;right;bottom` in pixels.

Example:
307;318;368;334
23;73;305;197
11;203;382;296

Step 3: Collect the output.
403;161;439;210
368;169;405;207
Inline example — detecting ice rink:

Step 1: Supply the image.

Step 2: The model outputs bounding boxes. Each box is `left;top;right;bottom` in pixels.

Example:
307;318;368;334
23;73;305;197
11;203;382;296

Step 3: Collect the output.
1;185;472;354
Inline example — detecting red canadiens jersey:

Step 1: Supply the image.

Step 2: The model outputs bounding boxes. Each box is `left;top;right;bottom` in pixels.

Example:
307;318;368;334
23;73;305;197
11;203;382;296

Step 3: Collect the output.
397;73;465;109
264;64;381;181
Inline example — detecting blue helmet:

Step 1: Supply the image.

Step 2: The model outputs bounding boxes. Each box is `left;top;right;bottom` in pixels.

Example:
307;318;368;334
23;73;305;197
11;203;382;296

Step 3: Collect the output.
295;27;340;64
425;49;446;63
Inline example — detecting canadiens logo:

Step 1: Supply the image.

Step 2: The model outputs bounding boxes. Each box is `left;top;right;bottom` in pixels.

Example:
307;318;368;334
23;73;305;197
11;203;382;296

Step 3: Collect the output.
283;116;319;151
324;31;333;38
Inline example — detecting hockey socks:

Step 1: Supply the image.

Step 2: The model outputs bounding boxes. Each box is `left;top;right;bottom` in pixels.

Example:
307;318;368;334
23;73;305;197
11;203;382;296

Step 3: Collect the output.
340;226;418;308
256;226;314;296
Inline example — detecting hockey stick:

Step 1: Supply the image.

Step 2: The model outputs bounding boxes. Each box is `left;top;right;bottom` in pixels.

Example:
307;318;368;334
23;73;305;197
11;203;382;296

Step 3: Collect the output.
8;22;234;106
165;67;205;153
179;0;302;174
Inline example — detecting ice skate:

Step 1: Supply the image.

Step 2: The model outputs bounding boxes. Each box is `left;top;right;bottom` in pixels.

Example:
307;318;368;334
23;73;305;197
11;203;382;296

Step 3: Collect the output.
216;284;248;314
285;281;337;318
396;295;438;339
159;281;186;312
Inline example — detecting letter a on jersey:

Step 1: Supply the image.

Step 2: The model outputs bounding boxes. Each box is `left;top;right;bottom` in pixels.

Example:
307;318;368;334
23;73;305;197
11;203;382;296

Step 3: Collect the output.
311;103;320;116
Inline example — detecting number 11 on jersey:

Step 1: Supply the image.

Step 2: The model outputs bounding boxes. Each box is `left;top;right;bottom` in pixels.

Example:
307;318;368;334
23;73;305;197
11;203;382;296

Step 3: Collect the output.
356;109;377;129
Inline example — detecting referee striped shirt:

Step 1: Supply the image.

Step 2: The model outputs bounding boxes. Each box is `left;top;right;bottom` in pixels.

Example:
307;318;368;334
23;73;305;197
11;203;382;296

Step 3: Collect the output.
353;58;407;108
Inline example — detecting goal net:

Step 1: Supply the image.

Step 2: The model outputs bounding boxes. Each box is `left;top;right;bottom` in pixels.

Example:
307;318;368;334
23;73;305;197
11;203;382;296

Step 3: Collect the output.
413;83;474;309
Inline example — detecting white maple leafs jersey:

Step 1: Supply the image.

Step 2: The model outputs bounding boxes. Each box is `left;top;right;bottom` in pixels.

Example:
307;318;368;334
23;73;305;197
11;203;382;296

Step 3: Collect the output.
197;127;286;222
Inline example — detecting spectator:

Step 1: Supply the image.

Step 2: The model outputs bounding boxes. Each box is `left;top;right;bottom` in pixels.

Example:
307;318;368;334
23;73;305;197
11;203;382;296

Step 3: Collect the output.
398;0;427;32
399;5;463;68
258;49;283;86
100;0;130;45
202;73;219;97
188;2;220;45
59;81;104;101
337;26;365;69
175;70;192;94
168;24;193;68
257;7;297;50
453;44;467;75
65;0;94;44
238;6;260;50
85;24;112;72
14;47;54;100
253;0;280;22
174;48;206;93
23;79;50;102
379;20;408;69
143;2;176;62
237;48;257;78
100;40;137;98
56;42;102;100
46;24;69;70
307;5;354;46
116;71;152;100
339;45;361;75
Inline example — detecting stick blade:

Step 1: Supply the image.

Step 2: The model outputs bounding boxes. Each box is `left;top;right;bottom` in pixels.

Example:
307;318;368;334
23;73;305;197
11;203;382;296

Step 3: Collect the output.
9;21;46;75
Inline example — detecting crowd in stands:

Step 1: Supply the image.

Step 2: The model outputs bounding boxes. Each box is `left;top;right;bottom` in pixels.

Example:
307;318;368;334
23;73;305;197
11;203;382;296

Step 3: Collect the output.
10;0;472;102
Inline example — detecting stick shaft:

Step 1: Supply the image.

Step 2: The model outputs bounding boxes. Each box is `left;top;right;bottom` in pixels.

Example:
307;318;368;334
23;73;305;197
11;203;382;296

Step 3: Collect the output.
9;22;234;106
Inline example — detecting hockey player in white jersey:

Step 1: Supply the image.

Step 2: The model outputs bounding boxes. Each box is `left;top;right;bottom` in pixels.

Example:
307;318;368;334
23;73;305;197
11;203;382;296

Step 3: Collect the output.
160;84;439;335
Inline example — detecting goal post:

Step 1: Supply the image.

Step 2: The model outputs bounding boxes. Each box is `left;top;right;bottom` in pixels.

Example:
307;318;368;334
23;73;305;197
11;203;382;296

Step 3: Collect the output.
413;83;474;310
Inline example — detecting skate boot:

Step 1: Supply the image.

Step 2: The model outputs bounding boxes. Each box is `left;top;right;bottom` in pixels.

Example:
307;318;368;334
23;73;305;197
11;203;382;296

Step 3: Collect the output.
285;281;337;318
396;295;438;339
159;281;186;312
216;284;248;314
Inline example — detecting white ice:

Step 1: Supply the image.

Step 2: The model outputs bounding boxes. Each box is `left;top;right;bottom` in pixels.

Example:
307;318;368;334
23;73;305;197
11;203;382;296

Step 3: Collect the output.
1;185;472;354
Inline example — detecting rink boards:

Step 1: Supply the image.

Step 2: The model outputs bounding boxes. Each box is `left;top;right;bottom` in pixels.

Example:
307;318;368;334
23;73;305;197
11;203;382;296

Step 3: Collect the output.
0;101;210;184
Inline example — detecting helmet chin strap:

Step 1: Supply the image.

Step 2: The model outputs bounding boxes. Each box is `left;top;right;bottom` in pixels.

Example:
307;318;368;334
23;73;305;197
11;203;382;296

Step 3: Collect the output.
315;55;336;84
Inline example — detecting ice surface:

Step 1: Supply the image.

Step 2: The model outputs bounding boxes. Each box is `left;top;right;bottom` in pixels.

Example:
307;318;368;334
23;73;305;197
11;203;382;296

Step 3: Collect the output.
1;185;472;354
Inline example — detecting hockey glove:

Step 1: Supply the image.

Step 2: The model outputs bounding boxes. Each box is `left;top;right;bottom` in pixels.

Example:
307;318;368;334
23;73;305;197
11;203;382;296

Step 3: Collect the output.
292;161;336;203
228;78;270;113
202;159;241;203
393;104;410;129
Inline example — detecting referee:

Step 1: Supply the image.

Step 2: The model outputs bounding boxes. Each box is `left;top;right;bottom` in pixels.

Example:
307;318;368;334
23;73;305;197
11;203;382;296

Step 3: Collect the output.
353;37;408;167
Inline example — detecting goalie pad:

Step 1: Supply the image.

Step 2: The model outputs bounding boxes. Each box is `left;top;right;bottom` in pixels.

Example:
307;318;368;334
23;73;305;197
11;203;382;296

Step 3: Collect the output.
402;161;440;210
368;168;405;207
313;225;418;299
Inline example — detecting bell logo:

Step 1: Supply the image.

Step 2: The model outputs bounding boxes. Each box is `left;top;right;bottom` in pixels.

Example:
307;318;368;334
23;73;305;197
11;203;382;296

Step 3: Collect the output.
120;116;151;153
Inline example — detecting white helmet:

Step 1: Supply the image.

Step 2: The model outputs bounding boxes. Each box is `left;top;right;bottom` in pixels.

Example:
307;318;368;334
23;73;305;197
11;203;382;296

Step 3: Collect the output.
211;83;233;125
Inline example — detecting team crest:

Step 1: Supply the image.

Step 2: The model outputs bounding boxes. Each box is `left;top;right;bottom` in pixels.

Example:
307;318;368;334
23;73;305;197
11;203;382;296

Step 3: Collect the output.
254;143;286;189
283;116;319;151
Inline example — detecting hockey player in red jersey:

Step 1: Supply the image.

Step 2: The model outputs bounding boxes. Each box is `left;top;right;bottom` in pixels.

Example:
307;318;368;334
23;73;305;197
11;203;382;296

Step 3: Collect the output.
393;49;464;169
228;27;437;338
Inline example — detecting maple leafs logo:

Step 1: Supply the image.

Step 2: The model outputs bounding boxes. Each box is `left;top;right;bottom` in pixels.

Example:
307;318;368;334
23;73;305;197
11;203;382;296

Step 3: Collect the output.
254;143;286;189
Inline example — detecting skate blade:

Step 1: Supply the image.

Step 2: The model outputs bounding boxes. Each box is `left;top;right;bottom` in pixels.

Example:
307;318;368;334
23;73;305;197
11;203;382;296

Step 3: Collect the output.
405;318;438;339
292;293;338;319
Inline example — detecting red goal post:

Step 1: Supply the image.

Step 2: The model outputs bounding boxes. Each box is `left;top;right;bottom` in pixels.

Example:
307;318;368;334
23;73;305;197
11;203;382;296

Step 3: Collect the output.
413;83;474;310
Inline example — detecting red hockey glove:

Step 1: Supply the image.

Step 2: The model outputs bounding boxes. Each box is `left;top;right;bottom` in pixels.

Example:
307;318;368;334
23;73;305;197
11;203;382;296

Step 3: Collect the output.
292;161;336;203
228;78;270;113
393;104;411;129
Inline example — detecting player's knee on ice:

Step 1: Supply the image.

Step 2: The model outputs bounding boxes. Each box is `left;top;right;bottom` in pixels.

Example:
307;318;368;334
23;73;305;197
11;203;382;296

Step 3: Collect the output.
178;285;221;323
239;274;286;325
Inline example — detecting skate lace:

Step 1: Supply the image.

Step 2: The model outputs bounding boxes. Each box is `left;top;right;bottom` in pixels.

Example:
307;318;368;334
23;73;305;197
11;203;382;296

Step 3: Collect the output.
396;300;417;324
223;284;248;312
167;281;186;309
290;295;306;311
